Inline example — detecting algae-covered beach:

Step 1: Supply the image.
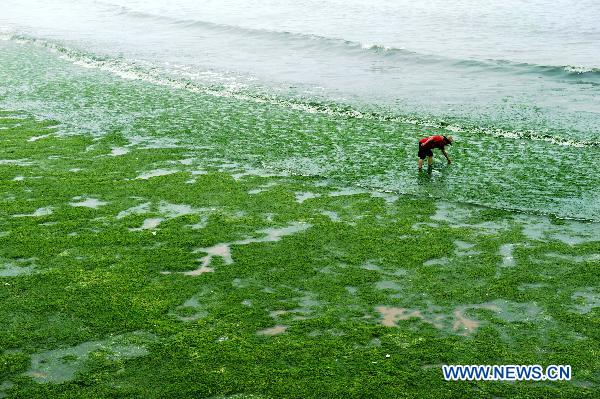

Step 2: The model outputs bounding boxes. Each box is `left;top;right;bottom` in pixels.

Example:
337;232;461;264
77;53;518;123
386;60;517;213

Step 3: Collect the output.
1;1;600;398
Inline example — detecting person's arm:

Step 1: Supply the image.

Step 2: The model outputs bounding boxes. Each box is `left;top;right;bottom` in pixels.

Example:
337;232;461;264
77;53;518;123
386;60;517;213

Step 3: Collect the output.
442;148;451;164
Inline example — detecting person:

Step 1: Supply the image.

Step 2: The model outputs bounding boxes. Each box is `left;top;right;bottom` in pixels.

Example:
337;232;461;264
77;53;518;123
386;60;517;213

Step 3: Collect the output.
417;134;454;170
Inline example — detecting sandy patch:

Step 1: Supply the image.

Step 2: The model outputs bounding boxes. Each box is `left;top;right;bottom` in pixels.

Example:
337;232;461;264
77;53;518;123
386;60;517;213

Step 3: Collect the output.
257;325;288;336
376;300;538;335
376;307;427;327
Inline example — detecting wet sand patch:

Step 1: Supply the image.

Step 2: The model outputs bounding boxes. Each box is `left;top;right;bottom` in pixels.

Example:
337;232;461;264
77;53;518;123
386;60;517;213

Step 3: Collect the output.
257;325;288;336
452;308;481;335
376;300;540;335
376;307;426;327
188;243;233;275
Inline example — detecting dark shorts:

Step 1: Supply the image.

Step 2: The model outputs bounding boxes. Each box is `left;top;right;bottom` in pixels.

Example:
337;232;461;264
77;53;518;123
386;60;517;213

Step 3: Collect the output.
418;144;433;159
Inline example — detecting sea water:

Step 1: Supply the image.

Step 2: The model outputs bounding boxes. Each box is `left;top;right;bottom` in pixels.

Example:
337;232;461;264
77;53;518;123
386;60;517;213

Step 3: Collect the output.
1;0;598;220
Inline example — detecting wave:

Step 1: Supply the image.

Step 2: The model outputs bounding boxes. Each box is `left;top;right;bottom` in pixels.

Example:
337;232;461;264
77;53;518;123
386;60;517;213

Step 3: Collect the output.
4;33;599;149
91;0;600;82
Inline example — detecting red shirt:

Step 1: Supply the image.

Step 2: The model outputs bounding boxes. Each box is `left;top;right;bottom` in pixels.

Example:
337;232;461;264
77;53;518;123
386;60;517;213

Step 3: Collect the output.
419;135;448;150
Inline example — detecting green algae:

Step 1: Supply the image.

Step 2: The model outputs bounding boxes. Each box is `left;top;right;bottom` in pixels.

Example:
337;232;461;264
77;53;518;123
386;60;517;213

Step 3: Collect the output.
0;113;598;398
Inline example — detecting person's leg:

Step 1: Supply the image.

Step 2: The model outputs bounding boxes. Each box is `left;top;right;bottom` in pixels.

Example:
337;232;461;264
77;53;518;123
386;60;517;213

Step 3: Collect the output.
418;158;424;170
427;156;433;167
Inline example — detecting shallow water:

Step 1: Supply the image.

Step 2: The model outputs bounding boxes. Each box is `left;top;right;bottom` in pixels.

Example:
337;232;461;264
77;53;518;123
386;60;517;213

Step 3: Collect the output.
25;332;156;383
1;39;598;220
0;1;598;220
69;197;107;209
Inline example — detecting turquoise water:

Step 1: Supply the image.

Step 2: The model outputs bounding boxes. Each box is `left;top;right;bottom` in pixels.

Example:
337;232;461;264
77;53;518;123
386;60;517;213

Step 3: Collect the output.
0;0;599;220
